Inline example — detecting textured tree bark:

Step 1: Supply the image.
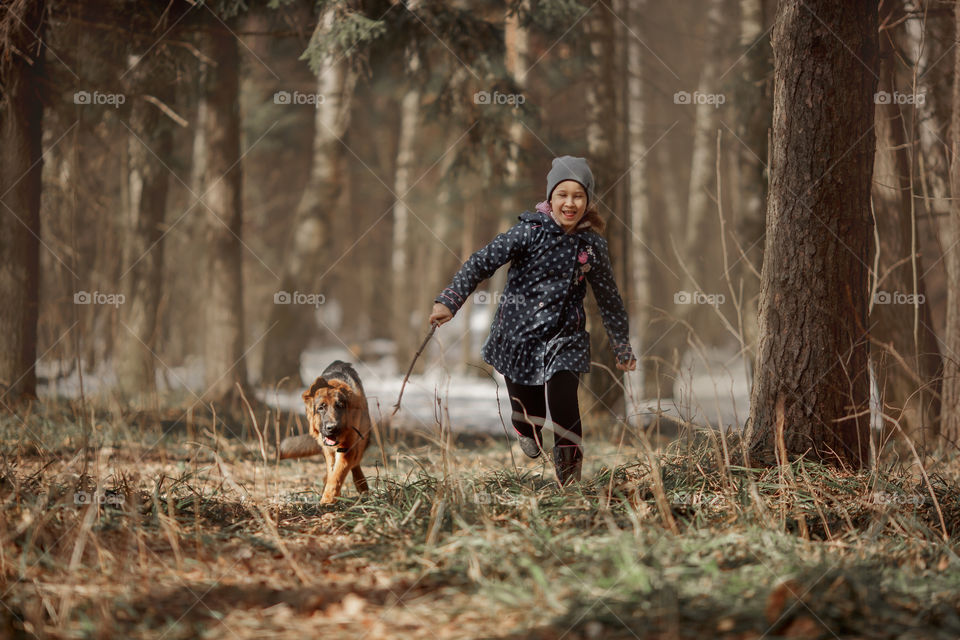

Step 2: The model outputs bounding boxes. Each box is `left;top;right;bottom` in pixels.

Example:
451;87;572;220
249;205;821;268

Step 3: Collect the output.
261;7;354;387
869;23;941;450
200;19;249;403
115;53;175;402
747;0;879;468
941;2;960;445
0;0;44;404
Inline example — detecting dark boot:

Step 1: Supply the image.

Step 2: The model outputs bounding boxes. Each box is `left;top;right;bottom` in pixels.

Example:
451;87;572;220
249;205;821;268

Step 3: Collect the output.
553;445;582;487
517;427;544;459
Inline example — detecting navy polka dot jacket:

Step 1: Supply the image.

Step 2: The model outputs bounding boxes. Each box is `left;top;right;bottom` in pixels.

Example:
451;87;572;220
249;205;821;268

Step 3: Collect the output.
435;210;635;384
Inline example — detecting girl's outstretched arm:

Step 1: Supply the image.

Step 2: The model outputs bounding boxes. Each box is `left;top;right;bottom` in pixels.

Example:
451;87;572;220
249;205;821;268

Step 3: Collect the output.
585;236;636;368
433;223;530;317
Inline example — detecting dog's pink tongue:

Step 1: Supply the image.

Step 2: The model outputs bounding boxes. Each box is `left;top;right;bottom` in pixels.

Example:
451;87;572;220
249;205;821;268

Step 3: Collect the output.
324;437;337;446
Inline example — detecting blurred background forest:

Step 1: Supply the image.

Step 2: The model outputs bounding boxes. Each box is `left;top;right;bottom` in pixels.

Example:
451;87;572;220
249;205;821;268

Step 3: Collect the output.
2;0;959;453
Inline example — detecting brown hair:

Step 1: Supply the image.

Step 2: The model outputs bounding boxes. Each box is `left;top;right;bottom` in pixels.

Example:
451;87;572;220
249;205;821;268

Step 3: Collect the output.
582;200;606;233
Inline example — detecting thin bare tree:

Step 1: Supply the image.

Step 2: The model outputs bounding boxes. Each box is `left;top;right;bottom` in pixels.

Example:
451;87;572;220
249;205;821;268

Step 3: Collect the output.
0;0;45;404
391;0;423;372
199;17;249;403
261;6;355;386
624;0;650;381
941;1;960;444
116;48;177;401
732;0;773;364
869;11;942;449
583;1;625;414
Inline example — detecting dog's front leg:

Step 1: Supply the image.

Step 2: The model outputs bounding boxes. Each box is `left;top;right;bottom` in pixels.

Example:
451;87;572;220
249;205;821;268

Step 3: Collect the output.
351;466;368;493
320;451;352;504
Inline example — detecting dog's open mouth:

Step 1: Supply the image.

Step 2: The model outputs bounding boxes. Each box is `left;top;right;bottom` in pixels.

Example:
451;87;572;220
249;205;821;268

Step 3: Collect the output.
323;436;338;446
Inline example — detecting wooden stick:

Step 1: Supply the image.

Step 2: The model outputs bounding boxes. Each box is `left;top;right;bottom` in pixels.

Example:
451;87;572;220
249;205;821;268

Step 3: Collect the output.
392;324;437;416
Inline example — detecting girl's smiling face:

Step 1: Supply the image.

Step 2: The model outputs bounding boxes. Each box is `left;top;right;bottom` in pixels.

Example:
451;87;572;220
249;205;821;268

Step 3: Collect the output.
550;180;588;232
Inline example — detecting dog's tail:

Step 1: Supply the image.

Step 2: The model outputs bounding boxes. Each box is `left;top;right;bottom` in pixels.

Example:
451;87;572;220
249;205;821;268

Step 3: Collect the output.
278;434;324;459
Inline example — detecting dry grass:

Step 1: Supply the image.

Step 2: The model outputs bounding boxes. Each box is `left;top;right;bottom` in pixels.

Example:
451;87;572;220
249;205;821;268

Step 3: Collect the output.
2;399;960;639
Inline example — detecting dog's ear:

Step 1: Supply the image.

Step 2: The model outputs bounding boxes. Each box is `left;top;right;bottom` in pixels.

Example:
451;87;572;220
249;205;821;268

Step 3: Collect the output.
302;377;329;403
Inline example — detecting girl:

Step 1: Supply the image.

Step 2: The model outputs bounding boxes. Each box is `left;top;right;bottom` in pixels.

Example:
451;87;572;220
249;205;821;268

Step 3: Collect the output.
429;156;636;486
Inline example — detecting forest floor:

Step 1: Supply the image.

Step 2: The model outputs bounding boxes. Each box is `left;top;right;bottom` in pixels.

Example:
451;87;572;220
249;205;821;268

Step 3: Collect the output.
2;399;960;639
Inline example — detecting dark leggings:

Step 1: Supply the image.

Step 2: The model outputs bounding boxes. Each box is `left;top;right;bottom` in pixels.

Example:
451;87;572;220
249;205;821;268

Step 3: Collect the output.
505;371;582;448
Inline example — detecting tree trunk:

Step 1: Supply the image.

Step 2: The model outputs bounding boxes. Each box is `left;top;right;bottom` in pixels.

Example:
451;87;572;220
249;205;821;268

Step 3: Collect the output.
869;21;941;450
115;52;175;402
747;0;878;468
906;1;953;222
391;25;421;375
200;19;248;404
641;146;685;399
733;0;773;368
471;2;531;376
161;55;207;368
427;146;458;309
584;1;625;416
941;2;960;445
503;0;529;217
679;0;724;349
425;70;469;373
261;8;354;387
625;0;650;391
682;0;722;253
0;0;44;404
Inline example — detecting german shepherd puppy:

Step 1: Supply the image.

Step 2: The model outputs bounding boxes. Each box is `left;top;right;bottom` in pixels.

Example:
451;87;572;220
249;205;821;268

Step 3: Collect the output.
279;361;371;504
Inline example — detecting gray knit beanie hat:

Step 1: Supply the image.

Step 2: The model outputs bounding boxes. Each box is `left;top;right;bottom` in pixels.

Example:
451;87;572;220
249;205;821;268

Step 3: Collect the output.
546;156;594;205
